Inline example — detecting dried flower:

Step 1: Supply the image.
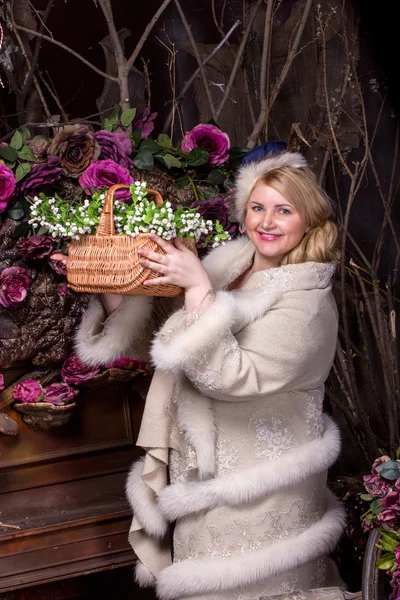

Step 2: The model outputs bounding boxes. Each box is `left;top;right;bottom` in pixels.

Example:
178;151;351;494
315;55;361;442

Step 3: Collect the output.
57;283;68;296
0;266;31;307
20;156;62;191
190;194;239;249
79;159;134;201
13;379;43;403
43;382;77;405
50;258;67;276
181;124;230;166
61;353;100;384
105;356;148;371
132;108;157;138
0;163;17;212
95;130;133;170
48;124;100;177
17;235;55;260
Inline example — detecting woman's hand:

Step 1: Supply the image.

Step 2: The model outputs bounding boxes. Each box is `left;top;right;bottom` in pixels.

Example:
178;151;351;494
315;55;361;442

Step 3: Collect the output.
138;234;210;292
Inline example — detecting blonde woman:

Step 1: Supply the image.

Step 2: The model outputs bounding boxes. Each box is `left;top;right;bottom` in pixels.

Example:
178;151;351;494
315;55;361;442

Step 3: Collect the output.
68;152;346;600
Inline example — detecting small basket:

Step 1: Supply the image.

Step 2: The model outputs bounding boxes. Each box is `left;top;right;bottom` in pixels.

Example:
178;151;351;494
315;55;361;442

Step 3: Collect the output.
13;401;76;429
67;184;197;297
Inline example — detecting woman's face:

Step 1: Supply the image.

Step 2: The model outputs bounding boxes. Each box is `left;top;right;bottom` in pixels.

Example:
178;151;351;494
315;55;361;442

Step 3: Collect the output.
245;183;308;269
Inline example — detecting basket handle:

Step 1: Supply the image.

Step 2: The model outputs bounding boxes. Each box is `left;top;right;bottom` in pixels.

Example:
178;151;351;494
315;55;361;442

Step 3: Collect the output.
96;183;164;236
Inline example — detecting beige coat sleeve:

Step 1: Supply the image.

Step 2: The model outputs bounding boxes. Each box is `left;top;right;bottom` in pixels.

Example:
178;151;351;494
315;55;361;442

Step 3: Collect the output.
151;289;338;401
75;294;182;367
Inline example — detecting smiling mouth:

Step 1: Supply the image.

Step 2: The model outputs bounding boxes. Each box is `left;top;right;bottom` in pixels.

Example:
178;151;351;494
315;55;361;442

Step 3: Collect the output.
257;232;282;241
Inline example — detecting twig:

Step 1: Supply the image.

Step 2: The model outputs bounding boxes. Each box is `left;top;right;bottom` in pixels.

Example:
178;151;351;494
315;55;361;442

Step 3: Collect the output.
38;71;68;122
125;0;173;73
23;0;55;97
174;0;217;121
0;522;20;530
141;58;151;109
258;0;274;138
162;19;241;133
247;0;313;147
13;25;118;82
215;0;264;121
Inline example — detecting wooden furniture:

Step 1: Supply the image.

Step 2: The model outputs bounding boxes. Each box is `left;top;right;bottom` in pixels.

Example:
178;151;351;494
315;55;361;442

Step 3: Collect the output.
0;364;148;596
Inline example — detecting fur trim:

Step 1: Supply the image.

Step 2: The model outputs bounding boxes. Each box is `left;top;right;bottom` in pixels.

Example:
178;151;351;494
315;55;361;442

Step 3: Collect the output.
202;236;254;290
156;492;345;599
151;291;236;373
75;295;153;367
158;415;340;521
135;560;156;588
125;457;168;539
176;375;216;479
233;152;308;225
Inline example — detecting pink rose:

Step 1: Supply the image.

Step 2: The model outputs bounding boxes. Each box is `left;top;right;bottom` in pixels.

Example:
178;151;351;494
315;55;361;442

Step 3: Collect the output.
0;266;31;307
0;374;4;392
79;159;134;201
13;379;43;403
181;124;230;166
0;163;17;212
61;353;100;384
17;235;55;260
104;356;148;371
363;473;390;498
43;382;77;405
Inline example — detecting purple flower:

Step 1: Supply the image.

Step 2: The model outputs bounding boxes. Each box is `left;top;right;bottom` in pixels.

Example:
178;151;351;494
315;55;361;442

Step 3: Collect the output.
20;156;62;191
190;194;239;249
373;455;392;470
363;473;390;498
132;108;157;138
95;130;133;170
181;124;230;166
104;356;148;371
43;382;77;405
381;491;400;512
17;235;55;260
50;258;67;276
0;374;4;392
377;508;399;530
61;353;100;384
0;164;17;212
79;159;134;201
13;379;43;403
0;266;31;307
57;283;68;296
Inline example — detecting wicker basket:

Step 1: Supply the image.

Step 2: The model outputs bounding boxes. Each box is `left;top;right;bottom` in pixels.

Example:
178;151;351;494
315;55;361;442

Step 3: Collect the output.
67;183;196;297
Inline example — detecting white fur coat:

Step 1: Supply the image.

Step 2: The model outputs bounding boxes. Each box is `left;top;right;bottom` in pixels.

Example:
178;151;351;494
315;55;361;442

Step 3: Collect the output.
76;236;345;600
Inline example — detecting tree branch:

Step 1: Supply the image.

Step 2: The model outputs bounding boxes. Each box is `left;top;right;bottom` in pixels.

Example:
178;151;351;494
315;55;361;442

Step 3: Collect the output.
13;25;118;82
174;0;217;121
22;0;55;97
125;0;173;73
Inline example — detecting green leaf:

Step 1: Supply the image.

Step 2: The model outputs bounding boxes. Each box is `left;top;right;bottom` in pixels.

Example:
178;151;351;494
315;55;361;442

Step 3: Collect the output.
10;130;23;151
223;177;235;191
5;161;16;169
377;553;395;571
376;460;400;480
37;225;49;236
17;146;36;162
15;162;32;182
198;186;218;200
206;169;226;185
378;532;400;552
157;133;172;148
157;153;182;169
186;147;209;167
139;139;161;154
101;118;113;131
229;146;251;158
121;108;137;128
133;150;154;170
360;493;374;501
0;146;18;162
175;174;189;189
132;128;142;146
107;105;120;126
32;135;48;140
18;126;31;141
14;221;31;238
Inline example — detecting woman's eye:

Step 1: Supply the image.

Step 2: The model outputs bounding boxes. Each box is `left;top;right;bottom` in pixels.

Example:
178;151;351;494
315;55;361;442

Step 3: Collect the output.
279;208;291;215
252;205;263;212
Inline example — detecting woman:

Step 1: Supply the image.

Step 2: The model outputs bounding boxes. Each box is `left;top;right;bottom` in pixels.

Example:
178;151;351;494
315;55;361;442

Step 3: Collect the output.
70;152;346;600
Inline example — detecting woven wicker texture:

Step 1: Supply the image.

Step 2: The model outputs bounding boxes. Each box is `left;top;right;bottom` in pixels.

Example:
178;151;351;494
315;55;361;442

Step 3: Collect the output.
67;183;196;297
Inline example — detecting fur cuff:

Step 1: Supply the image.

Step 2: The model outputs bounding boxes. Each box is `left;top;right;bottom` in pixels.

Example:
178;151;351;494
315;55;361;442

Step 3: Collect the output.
151;291;236;372
135;560;156;588
125;458;168;539
75;295;153;367
233;152;308;224
156;493;345;599
158;415;340;521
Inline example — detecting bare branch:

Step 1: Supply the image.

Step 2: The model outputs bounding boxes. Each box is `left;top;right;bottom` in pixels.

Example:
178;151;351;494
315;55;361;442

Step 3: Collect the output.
13;25;118;82
23;0;55;97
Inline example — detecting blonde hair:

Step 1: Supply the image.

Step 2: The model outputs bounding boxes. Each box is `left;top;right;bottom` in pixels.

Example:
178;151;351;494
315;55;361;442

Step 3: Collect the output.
250;167;340;264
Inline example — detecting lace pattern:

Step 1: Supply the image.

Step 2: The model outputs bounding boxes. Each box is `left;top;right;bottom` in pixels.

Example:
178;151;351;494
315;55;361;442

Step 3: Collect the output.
251;414;295;460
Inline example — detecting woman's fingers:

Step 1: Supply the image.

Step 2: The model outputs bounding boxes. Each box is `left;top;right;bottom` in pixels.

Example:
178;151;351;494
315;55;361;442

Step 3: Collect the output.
173;237;189;251
143;275;169;287
139;257;166;274
51;253;68;265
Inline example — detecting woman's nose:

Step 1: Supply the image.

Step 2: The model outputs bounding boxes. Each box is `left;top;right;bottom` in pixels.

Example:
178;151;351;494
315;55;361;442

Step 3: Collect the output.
261;213;275;229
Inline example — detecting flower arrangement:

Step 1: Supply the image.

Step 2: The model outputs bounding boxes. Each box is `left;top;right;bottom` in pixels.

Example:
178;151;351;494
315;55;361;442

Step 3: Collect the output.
28;182;231;247
362;455;400;600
